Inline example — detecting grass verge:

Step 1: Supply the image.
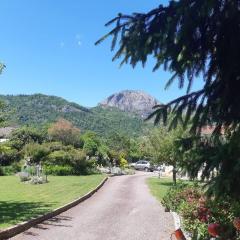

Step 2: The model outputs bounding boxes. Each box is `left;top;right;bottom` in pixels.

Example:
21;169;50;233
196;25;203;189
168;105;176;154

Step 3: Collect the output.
0;174;105;229
147;177;174;202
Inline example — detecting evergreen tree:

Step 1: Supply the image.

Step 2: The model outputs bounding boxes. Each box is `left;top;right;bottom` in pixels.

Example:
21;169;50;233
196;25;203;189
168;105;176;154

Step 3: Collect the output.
96;0;240;134
97;0;240;198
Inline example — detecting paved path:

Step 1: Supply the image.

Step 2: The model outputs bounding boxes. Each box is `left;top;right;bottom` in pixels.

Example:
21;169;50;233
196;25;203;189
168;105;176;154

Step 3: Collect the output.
12;172;174;240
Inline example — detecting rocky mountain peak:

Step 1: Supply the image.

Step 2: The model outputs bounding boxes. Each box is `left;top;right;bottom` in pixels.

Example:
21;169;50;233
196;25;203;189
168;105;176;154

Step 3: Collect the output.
99;90;160;118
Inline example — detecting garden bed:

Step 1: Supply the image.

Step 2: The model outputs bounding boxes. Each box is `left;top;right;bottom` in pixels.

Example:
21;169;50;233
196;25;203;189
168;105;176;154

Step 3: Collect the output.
147;177;240;240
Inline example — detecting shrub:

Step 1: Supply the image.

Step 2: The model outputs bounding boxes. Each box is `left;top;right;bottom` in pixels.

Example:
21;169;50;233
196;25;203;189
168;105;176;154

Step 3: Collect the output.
0;162;21;176
44;150;71;166
44;148;93;175
10;127;46;151
44;165;74;176
0;144;20;166
0;167;4;176
161;181;191;211
119;157;128;169
69;149;94;174
161;183;240;240
1;166;14;175
23;143;49;163
11;161;21;173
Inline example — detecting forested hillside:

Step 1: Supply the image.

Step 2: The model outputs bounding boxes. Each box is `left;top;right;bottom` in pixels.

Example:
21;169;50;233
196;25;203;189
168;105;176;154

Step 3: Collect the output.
0;94;152;137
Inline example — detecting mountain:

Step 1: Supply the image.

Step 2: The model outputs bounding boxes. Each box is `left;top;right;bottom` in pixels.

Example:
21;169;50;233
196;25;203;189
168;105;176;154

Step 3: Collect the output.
0;94;152;137
99;90;160;118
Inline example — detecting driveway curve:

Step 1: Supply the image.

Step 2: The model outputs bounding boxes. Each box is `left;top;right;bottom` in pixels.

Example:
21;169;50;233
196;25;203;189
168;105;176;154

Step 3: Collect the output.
12;172;174;240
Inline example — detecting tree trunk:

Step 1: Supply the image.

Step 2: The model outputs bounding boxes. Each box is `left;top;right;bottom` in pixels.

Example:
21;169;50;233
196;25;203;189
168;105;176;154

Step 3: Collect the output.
173;166;177;185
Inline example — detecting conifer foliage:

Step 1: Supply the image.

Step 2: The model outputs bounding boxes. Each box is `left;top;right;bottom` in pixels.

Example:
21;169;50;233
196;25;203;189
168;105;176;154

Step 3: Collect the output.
97;0;240;198
96;0;240;134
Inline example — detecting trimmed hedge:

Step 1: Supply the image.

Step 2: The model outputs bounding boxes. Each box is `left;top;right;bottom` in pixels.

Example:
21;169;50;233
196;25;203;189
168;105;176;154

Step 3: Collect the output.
44;165;74;176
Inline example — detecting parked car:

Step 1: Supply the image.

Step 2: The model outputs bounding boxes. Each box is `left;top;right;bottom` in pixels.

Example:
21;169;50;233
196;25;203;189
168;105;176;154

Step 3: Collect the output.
130;160;154;172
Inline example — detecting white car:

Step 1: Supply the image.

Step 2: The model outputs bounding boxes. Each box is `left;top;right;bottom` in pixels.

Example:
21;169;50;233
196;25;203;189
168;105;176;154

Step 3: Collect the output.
131;160;154;172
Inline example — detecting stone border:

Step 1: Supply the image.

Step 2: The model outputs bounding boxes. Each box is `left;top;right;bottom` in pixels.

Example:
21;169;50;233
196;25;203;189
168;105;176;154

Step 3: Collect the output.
171;211;191;240
0;176;108;240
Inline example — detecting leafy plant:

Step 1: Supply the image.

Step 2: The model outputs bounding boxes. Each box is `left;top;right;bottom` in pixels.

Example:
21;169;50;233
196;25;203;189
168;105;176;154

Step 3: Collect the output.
44;165;74;176
162;183;240;239
119;157;128;169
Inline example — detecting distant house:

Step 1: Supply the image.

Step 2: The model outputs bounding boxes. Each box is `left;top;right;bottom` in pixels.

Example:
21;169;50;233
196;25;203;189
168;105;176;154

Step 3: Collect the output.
0;127;16;143
201;125;225;136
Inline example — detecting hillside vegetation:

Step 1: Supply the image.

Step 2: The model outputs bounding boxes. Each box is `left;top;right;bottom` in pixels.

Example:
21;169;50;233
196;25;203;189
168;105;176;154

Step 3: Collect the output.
0;94;151;137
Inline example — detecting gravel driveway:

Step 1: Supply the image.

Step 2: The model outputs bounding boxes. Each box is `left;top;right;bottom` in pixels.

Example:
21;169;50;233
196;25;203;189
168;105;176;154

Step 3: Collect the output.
12;172;174;240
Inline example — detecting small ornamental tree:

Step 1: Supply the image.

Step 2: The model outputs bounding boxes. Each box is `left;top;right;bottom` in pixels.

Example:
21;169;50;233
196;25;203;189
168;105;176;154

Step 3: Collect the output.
81;131;100;156
146;127;186;184
48;118;81;147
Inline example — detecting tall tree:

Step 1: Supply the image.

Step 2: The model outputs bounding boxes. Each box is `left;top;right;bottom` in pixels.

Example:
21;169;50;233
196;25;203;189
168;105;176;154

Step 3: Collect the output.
0;63;6;124
96;0;240;135
96;0;240;198
0;63;5;74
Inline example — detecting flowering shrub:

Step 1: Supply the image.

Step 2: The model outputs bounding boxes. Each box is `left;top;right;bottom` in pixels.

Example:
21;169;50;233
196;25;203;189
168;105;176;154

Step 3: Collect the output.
162;183;240;240
161;181;195;211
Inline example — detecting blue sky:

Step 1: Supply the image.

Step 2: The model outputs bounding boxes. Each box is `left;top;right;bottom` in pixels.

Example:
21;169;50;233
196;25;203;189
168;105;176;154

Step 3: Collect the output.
0;0;203;107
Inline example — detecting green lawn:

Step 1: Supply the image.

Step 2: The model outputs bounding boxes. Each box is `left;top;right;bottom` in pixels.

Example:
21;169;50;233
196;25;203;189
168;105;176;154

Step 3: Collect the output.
147;177;174;202
0;174;105;229
147;177;193;203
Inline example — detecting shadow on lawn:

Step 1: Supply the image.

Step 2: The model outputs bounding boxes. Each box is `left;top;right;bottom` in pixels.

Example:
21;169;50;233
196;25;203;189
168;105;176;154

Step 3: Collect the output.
0;200;54;227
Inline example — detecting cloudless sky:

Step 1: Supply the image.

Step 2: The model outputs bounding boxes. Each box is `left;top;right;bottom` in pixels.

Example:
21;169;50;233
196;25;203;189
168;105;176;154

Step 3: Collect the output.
0;0;203;107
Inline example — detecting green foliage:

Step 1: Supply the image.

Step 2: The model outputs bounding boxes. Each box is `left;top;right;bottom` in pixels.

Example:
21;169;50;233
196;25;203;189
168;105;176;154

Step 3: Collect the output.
0;167;4;176
0;144;20;166
0;63;5;74
161;181;192;212
67;148;90;174
9;126;46;151
178;130;240;199
42;141;74;153
44;165;74;176
0;125;105;176
97;0;240;200
0;94;151;138
162;183;209;239
44;148;92;175
128;139;143;162
45;150;71;166
161;183;240;240
82;131;100;156
119;157;128;169
96;144;110;165
23;143;49;163
143;126;187;183
105;132;130;153
0;101;149;174
97;0;240;135
0;163;21;176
